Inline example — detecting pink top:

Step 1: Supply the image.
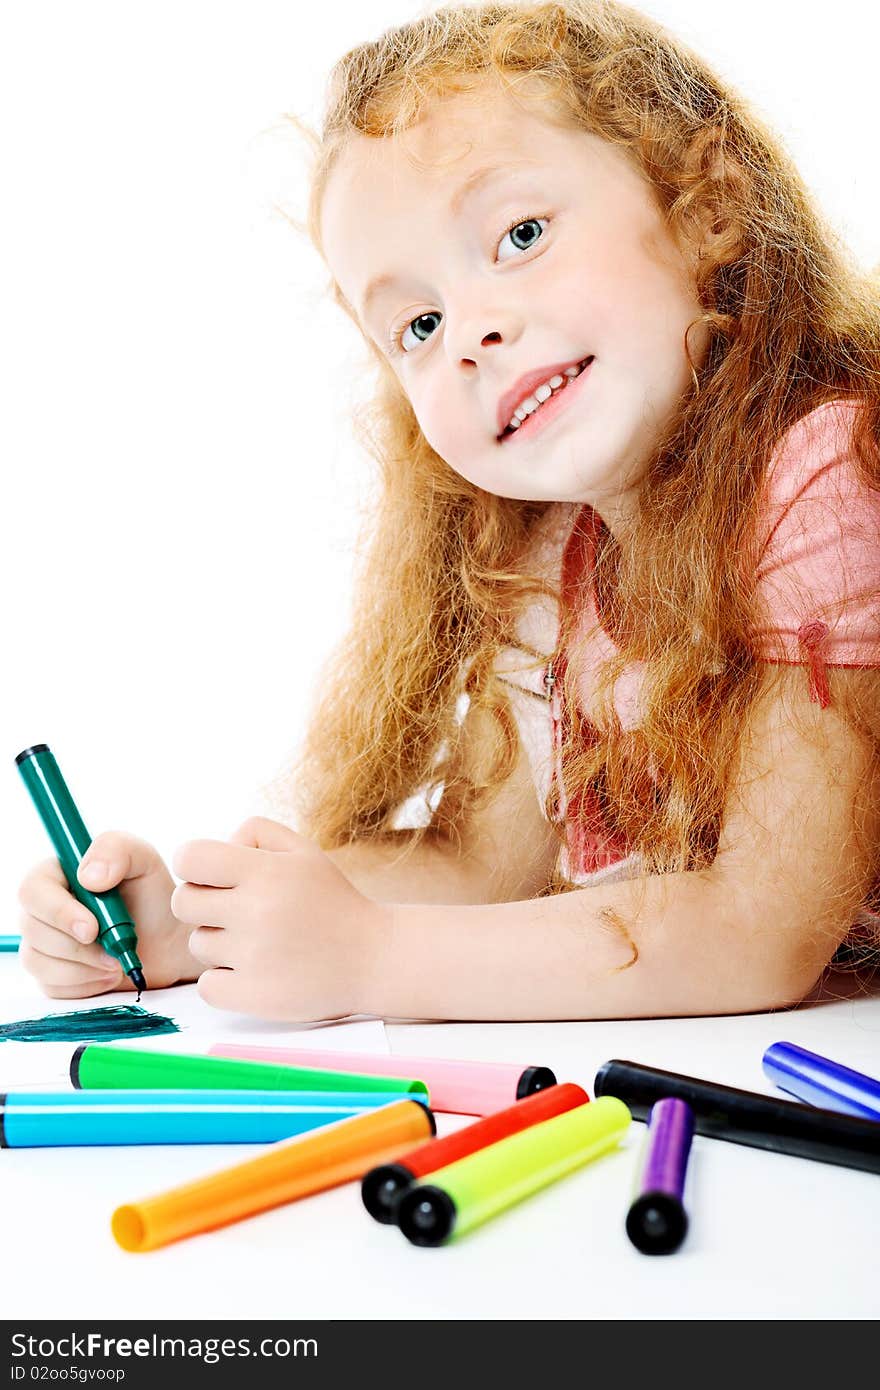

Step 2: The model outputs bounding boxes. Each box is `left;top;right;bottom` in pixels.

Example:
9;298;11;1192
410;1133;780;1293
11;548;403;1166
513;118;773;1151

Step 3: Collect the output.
547;399;880;930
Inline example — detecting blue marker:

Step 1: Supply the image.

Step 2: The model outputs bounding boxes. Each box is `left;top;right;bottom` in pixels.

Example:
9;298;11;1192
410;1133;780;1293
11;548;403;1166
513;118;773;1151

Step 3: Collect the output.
763;1042;880;1122
0;1089;427;1147
0;936;21;952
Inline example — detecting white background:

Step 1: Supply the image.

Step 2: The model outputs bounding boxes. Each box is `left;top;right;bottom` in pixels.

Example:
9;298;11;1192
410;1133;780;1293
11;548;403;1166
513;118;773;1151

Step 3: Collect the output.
3;0;879;910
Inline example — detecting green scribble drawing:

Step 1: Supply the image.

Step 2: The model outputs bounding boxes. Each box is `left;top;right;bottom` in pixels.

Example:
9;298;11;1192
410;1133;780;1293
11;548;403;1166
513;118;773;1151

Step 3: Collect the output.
0;1005;180;1043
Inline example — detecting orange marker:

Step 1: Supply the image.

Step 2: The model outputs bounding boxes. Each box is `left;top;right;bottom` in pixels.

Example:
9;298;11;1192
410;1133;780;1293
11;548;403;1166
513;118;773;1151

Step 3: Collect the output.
111;1097;433;1253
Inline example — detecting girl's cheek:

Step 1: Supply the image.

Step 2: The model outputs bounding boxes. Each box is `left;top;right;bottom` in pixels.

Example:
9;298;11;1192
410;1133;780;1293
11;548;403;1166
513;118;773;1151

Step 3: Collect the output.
417;385;454;443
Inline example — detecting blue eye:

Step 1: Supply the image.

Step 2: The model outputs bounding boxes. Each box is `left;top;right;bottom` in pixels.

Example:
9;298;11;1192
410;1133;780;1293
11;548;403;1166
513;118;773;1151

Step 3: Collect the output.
397;311;442;354
390;214;549;355
496;215;548;262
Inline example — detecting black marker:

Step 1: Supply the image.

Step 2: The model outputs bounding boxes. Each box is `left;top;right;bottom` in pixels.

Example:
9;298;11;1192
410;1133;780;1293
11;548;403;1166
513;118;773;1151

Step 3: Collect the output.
594;1058;880;1175
15;744;146;997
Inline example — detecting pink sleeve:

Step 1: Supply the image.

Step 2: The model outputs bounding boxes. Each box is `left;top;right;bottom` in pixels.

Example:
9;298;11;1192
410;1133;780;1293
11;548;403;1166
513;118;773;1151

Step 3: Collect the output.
751;399;880;705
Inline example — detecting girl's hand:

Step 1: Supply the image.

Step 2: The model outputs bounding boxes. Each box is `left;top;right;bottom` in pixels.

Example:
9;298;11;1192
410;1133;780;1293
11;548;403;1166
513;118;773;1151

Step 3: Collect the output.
170;817;389;1022
17;832;200;998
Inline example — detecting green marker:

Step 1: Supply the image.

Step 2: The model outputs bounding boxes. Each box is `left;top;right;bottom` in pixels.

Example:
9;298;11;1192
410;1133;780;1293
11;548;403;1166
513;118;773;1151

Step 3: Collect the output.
14;744;146;997
395;1095;631;1246
70;1043;430;1098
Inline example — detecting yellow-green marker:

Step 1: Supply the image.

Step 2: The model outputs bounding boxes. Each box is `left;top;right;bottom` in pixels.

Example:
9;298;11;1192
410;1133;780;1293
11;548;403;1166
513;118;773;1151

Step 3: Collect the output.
71;1043;429;1099
395;1095;631;1245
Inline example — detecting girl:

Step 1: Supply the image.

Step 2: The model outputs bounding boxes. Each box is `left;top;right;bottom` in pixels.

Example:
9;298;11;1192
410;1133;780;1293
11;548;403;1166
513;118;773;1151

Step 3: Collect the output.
17;0;880;1022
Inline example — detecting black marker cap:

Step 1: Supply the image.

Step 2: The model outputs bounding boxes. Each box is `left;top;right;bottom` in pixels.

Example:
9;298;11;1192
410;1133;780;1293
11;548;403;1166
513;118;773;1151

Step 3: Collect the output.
361;1162;415;1224
411;1099;437;1137
626;1191;688;1256
396;1184;457;1247
516;1065;557;1100
15;745;50;765
70;1043;88;1089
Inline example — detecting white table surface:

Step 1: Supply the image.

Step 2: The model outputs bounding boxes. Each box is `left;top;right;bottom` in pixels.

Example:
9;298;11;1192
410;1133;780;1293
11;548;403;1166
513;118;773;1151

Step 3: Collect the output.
1;955;878;1321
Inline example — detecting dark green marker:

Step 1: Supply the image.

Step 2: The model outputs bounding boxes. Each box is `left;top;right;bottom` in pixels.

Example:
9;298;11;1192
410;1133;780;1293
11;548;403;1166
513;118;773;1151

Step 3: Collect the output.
15;744;146;997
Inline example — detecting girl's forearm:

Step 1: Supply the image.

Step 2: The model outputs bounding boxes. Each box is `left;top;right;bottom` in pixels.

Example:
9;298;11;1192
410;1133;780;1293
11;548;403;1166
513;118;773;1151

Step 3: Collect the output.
359;871;820;1021
325;833;505;905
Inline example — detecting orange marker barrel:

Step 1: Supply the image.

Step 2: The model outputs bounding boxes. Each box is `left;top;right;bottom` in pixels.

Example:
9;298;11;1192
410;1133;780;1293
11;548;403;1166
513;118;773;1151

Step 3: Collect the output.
111;1098;433;1253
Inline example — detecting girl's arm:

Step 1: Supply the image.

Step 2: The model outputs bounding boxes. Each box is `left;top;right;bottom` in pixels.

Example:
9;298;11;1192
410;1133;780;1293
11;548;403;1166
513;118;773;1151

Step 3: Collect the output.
357;665;880;1020
325;699;562;905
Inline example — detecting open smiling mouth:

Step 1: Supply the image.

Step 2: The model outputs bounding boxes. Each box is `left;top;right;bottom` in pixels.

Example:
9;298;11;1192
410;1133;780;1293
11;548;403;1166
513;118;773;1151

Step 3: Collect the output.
498;356;595;443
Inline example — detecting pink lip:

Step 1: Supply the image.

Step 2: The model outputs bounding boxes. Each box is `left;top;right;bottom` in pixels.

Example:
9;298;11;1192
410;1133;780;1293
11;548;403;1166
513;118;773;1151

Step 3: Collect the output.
496;357;592;438
498;357;594;444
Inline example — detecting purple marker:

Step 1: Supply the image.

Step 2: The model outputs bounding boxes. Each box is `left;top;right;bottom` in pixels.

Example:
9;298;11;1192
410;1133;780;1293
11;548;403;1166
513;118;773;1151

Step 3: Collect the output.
763;1042;880;1121
625;1097;694;1255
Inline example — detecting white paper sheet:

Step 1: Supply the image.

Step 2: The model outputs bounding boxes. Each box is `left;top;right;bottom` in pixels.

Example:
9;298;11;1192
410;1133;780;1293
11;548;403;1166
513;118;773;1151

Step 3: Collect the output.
0;958;389;1089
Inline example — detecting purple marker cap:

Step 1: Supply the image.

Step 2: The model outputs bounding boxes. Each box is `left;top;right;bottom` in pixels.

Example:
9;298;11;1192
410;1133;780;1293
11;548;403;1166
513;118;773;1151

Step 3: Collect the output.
763;1042;880;1122
625;1096;694;1255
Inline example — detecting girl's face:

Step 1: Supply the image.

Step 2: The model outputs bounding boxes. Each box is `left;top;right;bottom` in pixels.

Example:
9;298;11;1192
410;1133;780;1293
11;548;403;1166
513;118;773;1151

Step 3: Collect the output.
321;79;709;533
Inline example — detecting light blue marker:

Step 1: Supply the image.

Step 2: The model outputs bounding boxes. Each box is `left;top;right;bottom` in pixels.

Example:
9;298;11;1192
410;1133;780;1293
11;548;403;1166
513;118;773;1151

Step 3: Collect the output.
0;1089;428;1147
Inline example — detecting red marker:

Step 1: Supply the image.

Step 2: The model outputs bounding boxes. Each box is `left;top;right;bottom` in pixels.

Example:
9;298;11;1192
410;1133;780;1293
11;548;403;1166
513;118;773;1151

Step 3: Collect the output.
361;1081;589;1222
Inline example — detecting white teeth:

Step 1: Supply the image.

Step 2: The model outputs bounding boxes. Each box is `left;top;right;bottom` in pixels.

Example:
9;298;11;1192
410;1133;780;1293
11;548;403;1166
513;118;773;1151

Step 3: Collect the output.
503;359;591;434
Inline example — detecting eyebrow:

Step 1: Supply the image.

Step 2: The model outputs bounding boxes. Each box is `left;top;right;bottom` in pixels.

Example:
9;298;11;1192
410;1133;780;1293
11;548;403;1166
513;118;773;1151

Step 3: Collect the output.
359;160;541;322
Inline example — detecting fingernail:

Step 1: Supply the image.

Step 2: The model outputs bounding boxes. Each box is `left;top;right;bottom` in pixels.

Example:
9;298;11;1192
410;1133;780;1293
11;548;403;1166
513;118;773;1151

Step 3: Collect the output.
72;920;93;942
81;861;107;885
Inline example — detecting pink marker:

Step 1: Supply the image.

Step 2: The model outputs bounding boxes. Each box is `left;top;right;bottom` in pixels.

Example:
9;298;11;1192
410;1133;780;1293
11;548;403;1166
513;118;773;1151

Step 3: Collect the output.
206;1044;557;1116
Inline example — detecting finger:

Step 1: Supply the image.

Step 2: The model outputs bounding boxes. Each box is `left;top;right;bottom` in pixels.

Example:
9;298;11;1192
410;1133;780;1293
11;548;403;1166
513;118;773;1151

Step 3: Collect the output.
197;967;316;1023
19;941;125;992
196;966;240;1012
228;816;303;852
40;981;126;1000
19;915;123;975
170;882;238;928
18;860;100;946
77;832;167;893
171;839;244;889
17;855;67;902
188;926;229;969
